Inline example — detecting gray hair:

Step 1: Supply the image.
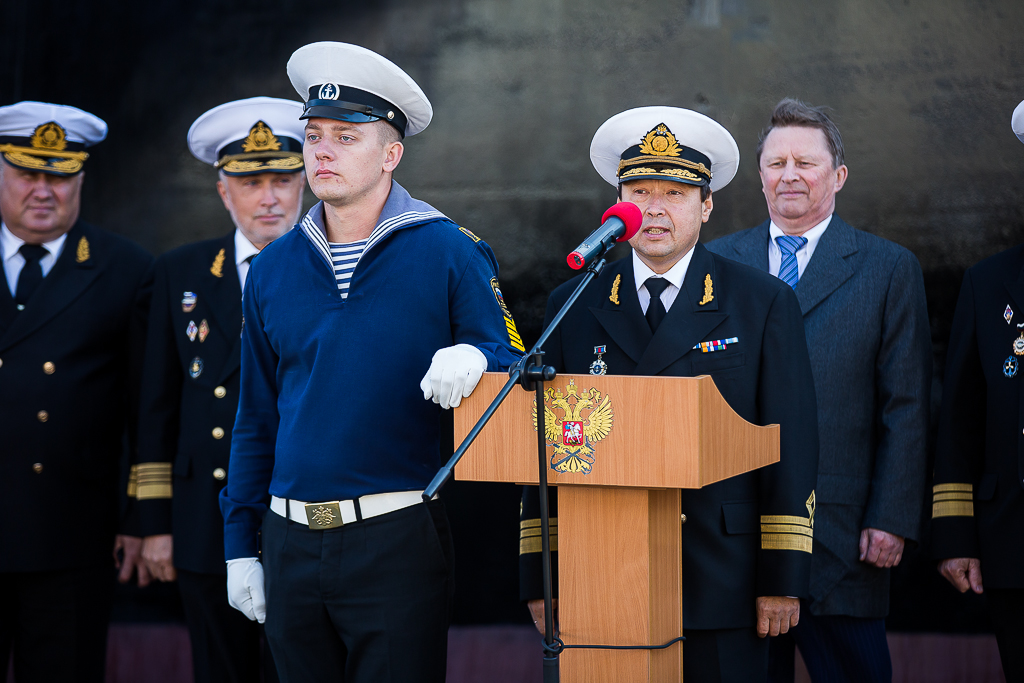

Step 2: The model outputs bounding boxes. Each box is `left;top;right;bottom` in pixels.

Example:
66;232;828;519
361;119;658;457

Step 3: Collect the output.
756;98;845;169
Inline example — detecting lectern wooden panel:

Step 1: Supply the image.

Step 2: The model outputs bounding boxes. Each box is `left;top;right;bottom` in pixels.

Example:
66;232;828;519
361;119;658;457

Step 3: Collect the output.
454;373;779;488
452;373;779;682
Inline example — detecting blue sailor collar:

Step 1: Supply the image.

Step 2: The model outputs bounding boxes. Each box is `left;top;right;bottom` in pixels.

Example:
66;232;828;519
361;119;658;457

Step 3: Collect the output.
298;179;446;270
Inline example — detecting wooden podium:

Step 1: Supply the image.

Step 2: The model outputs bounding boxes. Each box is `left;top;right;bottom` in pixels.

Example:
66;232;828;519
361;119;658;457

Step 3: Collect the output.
452;373;780;683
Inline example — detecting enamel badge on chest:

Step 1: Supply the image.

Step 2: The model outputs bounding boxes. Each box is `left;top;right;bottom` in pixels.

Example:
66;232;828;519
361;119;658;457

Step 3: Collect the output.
1005;305;1014;324
590;345;608;376
1005;357;1018;378
189;357;203;379
199;319;210;343
186;320;198;342
182;292;197;312
1013;332;1024;357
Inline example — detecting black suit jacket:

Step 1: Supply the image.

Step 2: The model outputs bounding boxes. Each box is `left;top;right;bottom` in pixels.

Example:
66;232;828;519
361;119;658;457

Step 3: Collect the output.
0;220;152;572
136;232;245;574
520;243;820;630
931;244;1024;589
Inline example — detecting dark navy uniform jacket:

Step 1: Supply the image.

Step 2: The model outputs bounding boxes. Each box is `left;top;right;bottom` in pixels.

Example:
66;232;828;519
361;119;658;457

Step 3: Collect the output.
931;244;1024;589
520;243;820;630
135;231;243;574
0;220;152;572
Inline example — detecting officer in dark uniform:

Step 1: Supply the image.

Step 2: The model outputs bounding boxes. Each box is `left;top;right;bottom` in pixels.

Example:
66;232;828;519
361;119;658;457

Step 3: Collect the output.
520;107;820;682
0;101;153;682
133;97;305;683
930;98;1024;683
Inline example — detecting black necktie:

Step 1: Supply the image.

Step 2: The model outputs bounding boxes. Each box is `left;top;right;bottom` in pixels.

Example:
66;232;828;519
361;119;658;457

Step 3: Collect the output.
245;254;256;265
644;277;670;333
15;244;49;308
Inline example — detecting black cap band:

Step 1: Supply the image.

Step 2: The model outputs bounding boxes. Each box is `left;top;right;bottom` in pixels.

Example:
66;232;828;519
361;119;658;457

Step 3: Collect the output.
302;84;407;137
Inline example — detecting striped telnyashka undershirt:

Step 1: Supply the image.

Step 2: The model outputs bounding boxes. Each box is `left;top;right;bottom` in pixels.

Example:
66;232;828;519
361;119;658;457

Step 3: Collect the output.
328;239;368;299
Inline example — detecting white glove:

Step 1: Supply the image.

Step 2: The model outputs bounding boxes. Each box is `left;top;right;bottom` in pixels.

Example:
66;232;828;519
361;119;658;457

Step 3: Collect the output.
420;344;488;409
226;557;266;623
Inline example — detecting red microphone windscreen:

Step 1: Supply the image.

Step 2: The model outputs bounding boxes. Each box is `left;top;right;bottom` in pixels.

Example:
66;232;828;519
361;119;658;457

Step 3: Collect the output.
601;202;643;242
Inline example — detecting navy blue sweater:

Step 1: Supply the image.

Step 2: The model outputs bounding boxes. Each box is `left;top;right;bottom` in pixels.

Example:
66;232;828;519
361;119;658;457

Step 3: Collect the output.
221;183;523;559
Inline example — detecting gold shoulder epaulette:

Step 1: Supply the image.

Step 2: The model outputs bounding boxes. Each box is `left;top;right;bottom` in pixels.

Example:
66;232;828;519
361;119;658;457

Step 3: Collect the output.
932;483;973;518
76;236;90;263
610;274;621;305
210;248;225;278
459;227;482;243
699;274;714;305
520;517;558;555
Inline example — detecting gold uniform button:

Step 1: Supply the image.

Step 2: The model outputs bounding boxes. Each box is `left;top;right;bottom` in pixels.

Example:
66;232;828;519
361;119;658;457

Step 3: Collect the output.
213;467;227;481
212;427;225;440
214;386;227;399
32;463;43;474
0;358;4;368
43;362;55;375
37;410;49;423
680;514;687;524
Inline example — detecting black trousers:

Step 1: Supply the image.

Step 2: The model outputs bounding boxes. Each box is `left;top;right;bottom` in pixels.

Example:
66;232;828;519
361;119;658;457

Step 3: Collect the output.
767;603;890;683
177;568;278;683
683;627;769;683
0;564;114;683
988;588;1024;683
262;499;455;683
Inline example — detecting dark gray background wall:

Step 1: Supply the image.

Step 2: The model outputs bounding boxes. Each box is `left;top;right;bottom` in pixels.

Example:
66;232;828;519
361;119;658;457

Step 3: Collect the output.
3;0;1022;628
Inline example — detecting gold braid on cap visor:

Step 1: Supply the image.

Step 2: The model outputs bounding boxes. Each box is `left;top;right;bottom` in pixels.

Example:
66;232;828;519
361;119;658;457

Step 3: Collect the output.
617;155;712;182
215;151;304;173
0;146;89;174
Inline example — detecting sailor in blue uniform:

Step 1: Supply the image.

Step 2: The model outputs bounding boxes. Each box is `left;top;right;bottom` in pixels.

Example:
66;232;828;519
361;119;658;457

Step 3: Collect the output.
219;42;525;683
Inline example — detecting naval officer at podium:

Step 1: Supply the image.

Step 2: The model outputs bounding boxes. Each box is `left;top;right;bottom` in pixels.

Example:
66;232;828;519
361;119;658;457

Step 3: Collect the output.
521;107;820;682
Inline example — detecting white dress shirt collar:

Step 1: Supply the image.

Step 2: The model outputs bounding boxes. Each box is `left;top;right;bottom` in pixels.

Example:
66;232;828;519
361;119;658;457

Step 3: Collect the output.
767;214;833;280
632;246;694;314
234;229;261;291
1;222;69;296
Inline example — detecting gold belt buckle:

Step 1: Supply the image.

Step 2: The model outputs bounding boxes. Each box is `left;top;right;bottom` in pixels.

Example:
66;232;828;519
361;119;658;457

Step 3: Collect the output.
305;501;343;530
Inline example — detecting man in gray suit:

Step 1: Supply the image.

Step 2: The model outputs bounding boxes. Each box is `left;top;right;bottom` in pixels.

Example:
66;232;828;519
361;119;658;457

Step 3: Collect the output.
707;98;931;683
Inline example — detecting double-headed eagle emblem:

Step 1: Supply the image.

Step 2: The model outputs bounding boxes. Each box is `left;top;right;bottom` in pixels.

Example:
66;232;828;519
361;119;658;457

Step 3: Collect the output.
532;379;614;475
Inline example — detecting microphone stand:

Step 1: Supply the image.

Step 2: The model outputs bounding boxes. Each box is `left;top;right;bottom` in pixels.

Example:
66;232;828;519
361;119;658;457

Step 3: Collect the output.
424;255;610;683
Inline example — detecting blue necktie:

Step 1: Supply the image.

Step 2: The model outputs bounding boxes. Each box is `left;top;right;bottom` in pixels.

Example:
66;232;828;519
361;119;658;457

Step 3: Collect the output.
776;235;808;288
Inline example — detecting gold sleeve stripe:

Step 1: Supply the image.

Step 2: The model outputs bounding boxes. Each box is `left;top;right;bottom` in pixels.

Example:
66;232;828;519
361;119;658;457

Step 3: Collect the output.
933;492;973;502
933;483;972;494
127;464;139;498
506;319;526;352
135;463;173;501
933;500;974;519
520;518;558;530
762;534;812;553
520;528;555;539
760;515;812;527
520;535;559;555
760;523;814;537
520;517;558;554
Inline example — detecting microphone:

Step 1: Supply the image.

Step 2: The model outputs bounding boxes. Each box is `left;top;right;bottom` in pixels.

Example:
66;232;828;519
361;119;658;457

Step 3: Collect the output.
566;202;643;270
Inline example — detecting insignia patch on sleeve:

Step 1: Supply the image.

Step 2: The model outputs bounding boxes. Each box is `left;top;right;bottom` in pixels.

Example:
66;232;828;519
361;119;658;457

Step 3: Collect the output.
459;227;482;243
490;277;526;352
